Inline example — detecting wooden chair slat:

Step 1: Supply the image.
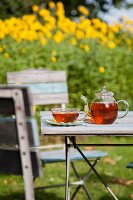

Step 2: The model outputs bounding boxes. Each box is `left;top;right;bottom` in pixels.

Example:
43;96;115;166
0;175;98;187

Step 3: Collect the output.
32;93;69;105
7;69;69;106
0;118;39;147
0;86;32;116
0;99;14;115
9;82;68;94
0;149;40;177
7;70;67;83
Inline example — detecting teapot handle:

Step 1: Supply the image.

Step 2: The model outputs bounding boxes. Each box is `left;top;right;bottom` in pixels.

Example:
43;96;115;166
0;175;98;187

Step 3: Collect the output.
117;100;129;119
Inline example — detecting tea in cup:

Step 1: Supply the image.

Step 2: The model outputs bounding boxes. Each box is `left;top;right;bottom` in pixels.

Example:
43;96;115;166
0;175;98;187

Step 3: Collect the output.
51;108;80;123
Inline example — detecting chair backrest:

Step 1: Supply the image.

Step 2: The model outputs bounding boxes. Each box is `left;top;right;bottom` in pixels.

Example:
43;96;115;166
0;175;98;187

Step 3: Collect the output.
7;69;69;106
0;86;41;177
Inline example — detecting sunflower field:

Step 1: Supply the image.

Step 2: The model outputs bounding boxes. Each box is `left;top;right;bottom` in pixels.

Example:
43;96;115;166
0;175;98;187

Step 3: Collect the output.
0;1;133;109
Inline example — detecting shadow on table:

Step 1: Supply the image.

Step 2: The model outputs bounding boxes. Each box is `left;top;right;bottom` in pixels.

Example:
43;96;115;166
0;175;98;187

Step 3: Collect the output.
0;190;64;200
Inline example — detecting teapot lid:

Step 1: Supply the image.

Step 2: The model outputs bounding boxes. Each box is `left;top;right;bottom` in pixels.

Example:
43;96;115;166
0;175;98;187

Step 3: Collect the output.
95;86;114;97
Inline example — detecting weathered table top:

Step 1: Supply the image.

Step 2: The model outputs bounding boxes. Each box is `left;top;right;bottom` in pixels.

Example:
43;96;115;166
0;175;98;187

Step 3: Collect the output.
40;111;133;136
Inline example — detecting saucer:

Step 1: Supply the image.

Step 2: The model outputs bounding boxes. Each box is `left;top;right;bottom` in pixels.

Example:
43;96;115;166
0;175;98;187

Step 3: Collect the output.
45;119;83;126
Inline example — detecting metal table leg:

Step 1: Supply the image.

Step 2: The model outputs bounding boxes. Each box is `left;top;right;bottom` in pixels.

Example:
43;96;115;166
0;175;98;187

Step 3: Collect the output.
69;137;118;200
65;136;71;200
70;160;99;200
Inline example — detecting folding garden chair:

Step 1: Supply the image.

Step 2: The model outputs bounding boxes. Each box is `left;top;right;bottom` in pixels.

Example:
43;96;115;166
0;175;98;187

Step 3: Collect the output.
0;86;41;200
127;162;133;169
7;68;108;199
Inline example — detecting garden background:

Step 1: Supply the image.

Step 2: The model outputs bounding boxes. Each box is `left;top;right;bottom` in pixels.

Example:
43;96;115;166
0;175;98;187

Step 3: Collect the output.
0;0;133;199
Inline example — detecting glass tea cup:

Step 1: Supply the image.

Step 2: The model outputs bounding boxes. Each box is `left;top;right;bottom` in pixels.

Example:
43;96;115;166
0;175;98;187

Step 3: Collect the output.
51;108;80;123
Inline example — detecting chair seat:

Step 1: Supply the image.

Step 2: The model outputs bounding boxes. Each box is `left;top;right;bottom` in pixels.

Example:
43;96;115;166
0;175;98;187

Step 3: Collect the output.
127;162;133;168
40;149;108;163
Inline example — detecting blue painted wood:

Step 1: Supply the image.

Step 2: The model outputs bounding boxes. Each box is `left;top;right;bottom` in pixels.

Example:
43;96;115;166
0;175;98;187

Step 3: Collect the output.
28;118;40;147
127;162;133;168
40;149;108;163
13;82;68;94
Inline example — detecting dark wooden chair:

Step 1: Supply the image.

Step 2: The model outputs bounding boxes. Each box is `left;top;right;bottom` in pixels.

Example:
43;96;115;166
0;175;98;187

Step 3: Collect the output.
0;86;41;200
7;69;108;200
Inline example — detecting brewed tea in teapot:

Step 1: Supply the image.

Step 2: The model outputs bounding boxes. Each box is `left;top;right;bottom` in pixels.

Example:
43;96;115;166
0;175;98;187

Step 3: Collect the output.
81;86;129;125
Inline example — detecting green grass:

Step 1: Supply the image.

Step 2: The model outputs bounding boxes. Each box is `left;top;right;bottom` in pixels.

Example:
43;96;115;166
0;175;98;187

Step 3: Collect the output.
0;136;133;200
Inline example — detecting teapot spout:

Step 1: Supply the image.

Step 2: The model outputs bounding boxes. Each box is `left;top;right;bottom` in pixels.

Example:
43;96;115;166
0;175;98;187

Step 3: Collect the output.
80;95;91;116
80;95;88;105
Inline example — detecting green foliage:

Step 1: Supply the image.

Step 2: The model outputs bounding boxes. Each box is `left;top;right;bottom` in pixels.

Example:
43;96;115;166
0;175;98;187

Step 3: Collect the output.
0;0;44;19
0;37;132;110
0;0;133;20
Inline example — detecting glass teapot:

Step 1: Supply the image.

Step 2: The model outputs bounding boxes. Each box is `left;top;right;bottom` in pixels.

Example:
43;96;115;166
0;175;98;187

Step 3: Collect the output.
81;86;129;124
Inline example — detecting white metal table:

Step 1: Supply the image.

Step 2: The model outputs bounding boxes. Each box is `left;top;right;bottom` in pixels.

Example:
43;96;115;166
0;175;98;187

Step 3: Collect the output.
41;111;133;200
